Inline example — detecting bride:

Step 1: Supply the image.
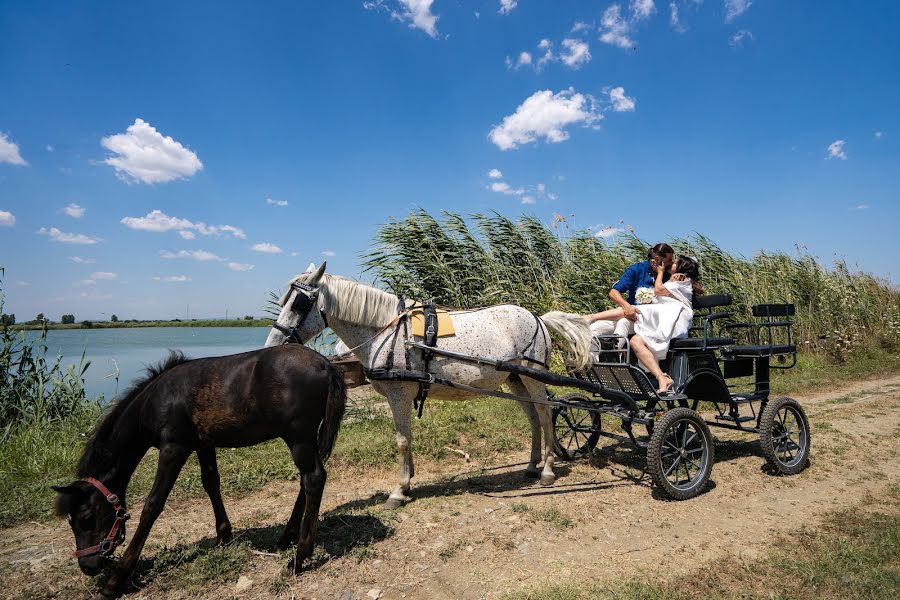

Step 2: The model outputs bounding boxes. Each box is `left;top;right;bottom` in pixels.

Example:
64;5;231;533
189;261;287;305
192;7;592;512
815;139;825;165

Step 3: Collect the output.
585;256;703;394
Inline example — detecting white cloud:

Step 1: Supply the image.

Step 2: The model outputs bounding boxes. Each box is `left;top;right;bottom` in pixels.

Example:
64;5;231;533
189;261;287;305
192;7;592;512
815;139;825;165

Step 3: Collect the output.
90;271;117;280
76;279;97;287
520;196;536;205
0;132;27;166
724;0;751;22
730;29;754;47
827;140;848;160
560;38;592;69
0;210;15;226
608;87;636;112
669;2;686;32
365;1;440;38
226;262;255;272
488;168;503;179
121;210;245;239
538;38;552;49
489;181;525;196
874;131;884;139
68;256;95;264
548;192;559;200
850;204;870;211
631;0;656;19
266;197;289;206
15;280;29;287
321;250;336;257
37;227;101;244
595;226;625;238
489;88;602;150
101;118;202;184
290;251;301;257
153;275;191;282
537;183;546;193
499;0;517;14
46;144;54;152
599;5;635;49
251;242;283;254
160;249;223;261
572;21;593;33
64;203;86;218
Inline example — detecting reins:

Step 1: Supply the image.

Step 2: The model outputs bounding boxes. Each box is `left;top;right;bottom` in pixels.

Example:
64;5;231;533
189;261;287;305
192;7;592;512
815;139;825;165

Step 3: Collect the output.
74;477;130;559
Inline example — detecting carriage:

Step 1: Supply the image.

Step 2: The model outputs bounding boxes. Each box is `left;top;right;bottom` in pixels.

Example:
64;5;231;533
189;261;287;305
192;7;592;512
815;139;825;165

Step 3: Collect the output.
548;294;811;500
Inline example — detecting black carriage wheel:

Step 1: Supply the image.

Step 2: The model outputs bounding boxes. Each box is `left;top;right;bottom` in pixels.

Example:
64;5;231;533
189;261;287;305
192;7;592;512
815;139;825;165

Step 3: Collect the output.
646;407;714;500
760;396;810;475
551;392;601;461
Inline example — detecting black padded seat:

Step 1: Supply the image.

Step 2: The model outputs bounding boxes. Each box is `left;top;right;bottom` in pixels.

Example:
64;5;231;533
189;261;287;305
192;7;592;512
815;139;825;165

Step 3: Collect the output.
669;337;736;350
721;344;796;357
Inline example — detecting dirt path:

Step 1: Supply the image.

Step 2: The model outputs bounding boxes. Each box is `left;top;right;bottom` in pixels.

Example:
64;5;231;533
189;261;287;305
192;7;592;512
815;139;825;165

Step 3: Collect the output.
3;374;900;599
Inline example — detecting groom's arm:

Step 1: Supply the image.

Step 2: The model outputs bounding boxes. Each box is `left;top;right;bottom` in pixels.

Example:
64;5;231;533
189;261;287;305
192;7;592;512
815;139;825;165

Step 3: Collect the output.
610;266;640;320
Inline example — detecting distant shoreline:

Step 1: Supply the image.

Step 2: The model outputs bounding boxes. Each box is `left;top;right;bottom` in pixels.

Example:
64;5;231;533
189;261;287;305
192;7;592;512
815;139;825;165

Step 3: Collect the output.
10;319;274;331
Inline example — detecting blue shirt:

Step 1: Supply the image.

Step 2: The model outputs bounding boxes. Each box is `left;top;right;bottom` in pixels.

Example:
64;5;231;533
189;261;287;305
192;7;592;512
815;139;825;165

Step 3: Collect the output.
612;260;669;304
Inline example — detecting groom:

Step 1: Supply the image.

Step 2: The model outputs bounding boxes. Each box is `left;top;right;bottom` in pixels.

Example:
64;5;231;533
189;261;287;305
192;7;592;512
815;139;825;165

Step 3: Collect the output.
591;242;675;345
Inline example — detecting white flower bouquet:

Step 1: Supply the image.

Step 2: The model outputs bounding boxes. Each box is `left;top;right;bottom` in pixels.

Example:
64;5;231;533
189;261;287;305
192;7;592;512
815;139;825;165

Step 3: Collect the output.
635;287;656;305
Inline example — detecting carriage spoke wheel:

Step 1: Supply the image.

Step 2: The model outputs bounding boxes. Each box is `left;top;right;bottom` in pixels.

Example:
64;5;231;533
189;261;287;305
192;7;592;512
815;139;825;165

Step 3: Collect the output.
551;392;601;461
760;396;810;475
647;407;713;500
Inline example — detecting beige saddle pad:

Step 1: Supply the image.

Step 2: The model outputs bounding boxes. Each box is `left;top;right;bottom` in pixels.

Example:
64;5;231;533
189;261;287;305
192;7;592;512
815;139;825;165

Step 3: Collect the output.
409;305;456;338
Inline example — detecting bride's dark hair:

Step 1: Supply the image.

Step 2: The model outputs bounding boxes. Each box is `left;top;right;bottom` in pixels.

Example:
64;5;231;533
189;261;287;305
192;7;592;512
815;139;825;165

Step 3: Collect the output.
675;256;704;296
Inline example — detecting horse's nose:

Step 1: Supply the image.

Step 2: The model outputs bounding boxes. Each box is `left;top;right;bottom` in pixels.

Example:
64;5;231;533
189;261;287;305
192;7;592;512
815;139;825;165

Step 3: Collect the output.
78;557;104;577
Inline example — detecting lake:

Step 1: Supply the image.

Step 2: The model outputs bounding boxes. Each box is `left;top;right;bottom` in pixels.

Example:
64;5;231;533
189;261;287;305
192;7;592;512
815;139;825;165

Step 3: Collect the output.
36;327;275;400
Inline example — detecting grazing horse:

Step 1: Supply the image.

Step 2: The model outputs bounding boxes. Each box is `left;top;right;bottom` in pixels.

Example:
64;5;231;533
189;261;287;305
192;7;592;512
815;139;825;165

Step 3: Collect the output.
53;345;346;598
265;263;591;508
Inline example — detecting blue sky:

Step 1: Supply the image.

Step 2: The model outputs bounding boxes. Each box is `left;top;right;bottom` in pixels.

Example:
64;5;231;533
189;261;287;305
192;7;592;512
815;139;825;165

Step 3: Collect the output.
1;1;897;321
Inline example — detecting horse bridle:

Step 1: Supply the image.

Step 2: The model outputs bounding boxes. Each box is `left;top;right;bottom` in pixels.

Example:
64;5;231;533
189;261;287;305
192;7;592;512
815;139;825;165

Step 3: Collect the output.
273;280;326;344
73;477;130;559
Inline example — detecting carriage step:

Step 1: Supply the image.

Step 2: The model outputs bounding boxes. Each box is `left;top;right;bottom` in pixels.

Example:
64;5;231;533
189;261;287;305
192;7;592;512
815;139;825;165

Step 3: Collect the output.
715;414;754;423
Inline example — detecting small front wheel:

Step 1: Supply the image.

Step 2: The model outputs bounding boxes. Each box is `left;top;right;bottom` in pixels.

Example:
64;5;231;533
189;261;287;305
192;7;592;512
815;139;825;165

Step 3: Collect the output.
551;392;601;461
759;396;810;475
647;407;714;500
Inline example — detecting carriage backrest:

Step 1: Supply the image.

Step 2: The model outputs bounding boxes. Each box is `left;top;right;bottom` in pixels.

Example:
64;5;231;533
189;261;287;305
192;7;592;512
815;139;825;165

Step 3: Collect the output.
692;293;732;310
752;303;795;317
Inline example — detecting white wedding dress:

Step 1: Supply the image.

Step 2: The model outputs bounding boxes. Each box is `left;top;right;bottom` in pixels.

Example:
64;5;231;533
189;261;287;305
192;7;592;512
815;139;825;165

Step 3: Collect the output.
633;280;694;360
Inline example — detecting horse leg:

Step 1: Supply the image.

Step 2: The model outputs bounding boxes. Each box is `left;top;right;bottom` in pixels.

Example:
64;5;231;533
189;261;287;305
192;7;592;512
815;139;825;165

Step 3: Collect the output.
196;447;232;544
100;444;191;598
292;451;327;572
520;377;557;486
385;389;415;509
508;376;542;479
277;440;312;550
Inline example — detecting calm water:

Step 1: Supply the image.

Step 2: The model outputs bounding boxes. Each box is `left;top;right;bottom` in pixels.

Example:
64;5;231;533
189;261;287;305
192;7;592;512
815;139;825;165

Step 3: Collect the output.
37;327;273;400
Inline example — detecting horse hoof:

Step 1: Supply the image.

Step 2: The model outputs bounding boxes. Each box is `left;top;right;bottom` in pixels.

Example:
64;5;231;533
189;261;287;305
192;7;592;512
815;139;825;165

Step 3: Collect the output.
524;468;541;479
539;473;556;487
384;496;407;509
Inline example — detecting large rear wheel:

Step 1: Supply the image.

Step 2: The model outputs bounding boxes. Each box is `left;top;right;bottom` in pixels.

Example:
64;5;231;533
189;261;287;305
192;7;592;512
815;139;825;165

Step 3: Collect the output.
759;396;810;475
551;392;601;461
647;407;714;500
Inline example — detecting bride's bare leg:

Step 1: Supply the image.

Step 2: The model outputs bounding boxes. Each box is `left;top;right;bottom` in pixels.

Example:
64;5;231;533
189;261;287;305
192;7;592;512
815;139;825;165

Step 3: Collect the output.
631;335;674;393
585;307;625;323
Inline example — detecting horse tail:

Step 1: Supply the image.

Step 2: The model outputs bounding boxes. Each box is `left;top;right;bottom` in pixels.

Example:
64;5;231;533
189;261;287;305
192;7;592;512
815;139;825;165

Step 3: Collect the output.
539;311;592;371
318;362;347;463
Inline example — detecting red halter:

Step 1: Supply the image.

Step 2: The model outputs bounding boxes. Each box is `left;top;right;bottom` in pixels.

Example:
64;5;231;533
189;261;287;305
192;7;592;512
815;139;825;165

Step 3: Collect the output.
73;477;130;559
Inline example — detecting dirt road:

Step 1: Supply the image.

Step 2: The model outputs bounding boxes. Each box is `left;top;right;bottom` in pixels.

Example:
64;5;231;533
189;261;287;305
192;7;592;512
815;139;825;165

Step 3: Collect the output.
3;375;899;599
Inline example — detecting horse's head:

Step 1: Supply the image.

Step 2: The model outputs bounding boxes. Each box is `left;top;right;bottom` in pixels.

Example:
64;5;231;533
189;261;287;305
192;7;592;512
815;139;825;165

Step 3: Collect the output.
53;479;129;576
265;262;329;347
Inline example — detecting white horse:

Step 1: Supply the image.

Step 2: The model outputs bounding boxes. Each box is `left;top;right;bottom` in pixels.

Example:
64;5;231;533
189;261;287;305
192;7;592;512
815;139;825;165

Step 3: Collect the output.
265;263;591;508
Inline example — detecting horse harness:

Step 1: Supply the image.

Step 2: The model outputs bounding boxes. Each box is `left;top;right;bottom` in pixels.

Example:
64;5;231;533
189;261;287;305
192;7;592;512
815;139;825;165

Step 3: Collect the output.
277;281;549;419
73;477;130;559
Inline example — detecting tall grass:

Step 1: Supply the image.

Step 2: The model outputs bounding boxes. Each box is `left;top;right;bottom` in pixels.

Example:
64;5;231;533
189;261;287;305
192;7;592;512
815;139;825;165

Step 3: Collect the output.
364;209;900;360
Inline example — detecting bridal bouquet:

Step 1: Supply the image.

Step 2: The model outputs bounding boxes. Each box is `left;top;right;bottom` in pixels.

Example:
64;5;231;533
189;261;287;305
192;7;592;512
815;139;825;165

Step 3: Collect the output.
635;287;656;305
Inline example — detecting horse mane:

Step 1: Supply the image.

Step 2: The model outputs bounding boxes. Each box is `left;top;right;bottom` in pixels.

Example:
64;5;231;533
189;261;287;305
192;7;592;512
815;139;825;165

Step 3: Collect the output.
76;351;191;477
283;273;401;328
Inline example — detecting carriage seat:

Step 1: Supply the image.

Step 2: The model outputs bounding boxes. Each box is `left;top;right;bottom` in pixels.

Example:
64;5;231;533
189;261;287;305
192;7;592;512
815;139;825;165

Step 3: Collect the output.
669;336;736;350
721;344;796;358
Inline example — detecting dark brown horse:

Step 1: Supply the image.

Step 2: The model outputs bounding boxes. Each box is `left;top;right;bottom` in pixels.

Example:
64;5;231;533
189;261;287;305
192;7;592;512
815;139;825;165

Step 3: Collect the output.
52;344;346;598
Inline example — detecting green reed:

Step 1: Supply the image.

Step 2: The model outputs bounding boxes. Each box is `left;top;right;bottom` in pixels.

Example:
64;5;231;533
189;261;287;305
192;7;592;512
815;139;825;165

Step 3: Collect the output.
363;209;900;361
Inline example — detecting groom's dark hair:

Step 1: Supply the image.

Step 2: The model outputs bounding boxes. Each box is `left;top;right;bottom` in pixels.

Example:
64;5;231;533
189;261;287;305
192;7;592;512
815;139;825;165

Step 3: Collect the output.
647;243;674;260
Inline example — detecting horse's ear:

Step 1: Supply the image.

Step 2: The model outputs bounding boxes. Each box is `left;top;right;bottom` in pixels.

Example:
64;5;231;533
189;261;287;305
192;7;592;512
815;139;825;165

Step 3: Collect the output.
52;484;80;495
304;262;316;273
53;484;84;516
310;262;327;284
